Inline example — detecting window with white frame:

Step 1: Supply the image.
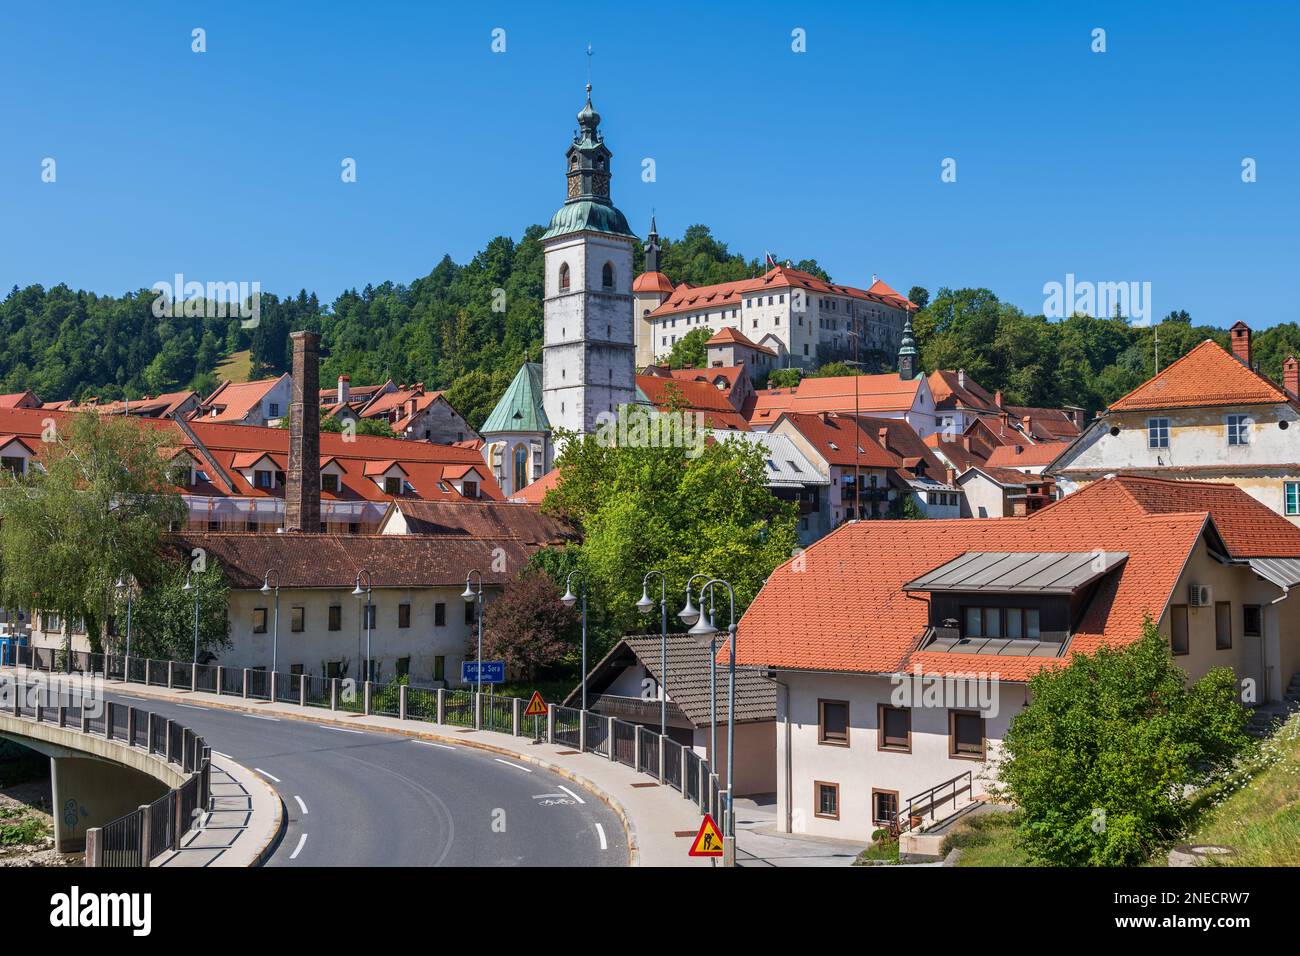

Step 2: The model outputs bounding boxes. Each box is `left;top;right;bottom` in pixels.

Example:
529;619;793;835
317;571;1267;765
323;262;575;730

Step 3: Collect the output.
1286;482;1300;516
1227;414;1250;446
1147;417;1170;449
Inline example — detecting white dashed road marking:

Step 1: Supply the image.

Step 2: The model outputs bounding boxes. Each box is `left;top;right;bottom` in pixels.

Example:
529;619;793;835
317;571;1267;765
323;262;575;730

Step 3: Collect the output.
595;823;608;850
243;714;280;722
494;758;532;773
318;725;364;734
412;740;455;750
213;751;233;760
557;785;585;805
290;834;308;860
177;703;208;711
254;768;281;783
293;795;309;815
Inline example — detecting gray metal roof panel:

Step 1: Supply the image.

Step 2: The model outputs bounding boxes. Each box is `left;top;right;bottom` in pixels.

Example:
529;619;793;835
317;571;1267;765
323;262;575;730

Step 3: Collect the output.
904;551;1129;594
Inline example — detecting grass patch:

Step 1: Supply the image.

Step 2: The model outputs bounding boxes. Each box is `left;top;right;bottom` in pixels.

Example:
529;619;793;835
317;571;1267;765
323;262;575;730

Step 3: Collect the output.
214;349;253;384
1179;712;1300;866
854;839;900;865
941;811;1029;867
0;805;48;847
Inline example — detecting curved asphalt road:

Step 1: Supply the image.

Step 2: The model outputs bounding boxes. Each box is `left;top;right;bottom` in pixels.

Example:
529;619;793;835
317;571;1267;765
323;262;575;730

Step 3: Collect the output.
88;686;628;867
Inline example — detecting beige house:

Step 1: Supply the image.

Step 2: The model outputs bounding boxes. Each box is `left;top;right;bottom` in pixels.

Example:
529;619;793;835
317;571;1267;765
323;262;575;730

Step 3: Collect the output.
1049;324;1300;523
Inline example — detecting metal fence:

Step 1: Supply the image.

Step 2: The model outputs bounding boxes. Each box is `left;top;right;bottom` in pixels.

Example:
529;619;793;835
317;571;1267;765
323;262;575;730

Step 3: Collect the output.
482;695;513;735
0;671;210;867
553;705;581;749
584;712;609;757
612;719;637;768
3;649;730;837
443;690;474;728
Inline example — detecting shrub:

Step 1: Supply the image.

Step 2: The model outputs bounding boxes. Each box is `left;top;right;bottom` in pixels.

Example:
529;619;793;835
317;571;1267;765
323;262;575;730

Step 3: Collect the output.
995;617;1250;866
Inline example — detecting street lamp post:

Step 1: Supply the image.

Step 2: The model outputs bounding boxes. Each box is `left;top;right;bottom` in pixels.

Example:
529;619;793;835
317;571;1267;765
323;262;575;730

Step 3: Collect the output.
688;578;738;862
261;570;280;675
678;573;717;763
560;570;587;711
352;570;373;683
461;570;484;696
636;571;669;736
114;574;133;660
181;570;200;664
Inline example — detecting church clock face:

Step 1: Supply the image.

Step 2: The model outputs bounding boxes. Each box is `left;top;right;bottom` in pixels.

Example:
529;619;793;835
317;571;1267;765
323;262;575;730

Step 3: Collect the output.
567;175;581;200
592;172;610;197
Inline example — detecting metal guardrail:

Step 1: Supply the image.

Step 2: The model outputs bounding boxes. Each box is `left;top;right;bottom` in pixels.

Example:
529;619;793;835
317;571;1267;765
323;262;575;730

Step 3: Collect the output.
0;669;211;868
4;646;730;839
891;770;973;836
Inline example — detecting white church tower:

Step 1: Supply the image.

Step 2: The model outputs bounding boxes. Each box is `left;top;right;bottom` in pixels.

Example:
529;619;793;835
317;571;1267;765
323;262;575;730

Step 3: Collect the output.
539;81;638;437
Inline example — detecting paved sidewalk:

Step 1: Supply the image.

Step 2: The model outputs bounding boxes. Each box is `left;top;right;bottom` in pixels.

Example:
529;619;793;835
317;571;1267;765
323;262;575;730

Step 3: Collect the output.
12;670;715;867
732;796;864;867
156;757;284;868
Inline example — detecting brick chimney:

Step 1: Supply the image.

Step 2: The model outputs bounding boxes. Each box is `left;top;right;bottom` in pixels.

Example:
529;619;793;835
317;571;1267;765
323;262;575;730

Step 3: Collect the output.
1022;415;1033;435
285;331;321;533
1230;321;1252;367
877;426;890;448
1285;355;1299;400
945;466;956;486
337;374;350;404
994;389;1003;408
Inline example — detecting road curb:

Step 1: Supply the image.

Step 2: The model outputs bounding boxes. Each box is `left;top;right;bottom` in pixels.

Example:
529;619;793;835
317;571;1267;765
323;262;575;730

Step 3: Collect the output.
216;755;287;868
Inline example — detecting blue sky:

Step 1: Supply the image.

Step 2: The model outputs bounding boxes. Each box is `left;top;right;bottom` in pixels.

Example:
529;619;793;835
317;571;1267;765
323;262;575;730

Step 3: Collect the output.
2;1;1296;326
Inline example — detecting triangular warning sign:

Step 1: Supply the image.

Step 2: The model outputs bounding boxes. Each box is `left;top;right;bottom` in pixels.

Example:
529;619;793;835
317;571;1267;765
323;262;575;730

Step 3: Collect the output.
688;814;724;857
523;691;548;717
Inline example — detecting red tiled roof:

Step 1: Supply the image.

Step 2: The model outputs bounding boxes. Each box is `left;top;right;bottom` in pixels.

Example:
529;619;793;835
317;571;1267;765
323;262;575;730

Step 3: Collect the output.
1109;339;1293;411
384;499;576;545
776;413;901;468
164;533;529;590
750;374;923;426
985;442;1072;468
924;433;991;470
198;376;286;422
857;416;946;478
0;407;503;504
927;370;999;414
637;375;750;431
706;327;776;356
736;475;1300;680
647;266;916;320
509;468;561;504
632;271;675;294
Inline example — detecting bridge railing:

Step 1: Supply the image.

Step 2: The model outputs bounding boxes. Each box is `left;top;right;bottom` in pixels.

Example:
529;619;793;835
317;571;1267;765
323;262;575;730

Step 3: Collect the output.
4;646;734;834
0;669;211;868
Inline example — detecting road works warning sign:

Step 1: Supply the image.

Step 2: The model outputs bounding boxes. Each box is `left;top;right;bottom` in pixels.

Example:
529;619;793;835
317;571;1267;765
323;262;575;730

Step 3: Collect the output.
688;814;724;857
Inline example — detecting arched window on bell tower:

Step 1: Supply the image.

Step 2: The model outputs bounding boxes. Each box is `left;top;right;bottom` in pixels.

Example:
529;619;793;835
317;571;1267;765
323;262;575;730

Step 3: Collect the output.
602;262;614;289
513;444;529;491
559;262;570;292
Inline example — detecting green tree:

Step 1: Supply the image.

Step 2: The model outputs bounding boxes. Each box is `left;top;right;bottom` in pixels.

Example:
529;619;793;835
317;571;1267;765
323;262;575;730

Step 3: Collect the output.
767;368;801;388
0;413;186;654
907;286;930;310
121;559;231;661
996;618;1250;866
540;409;798;654
664;326;713;369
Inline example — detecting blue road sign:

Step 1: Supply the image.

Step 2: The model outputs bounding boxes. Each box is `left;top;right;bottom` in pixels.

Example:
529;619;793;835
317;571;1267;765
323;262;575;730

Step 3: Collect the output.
461;660;505;684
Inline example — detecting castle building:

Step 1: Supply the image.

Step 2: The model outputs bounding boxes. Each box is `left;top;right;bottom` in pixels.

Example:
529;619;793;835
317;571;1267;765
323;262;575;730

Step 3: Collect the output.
633;258;917;371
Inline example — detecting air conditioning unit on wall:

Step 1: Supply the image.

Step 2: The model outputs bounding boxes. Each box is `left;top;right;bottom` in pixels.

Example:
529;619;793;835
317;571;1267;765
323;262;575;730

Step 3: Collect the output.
1189;584;1213;607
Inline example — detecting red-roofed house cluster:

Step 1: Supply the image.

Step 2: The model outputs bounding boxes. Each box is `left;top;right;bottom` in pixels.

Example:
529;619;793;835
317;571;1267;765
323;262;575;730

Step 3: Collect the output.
1046;323;1300;525
735;474;1300;842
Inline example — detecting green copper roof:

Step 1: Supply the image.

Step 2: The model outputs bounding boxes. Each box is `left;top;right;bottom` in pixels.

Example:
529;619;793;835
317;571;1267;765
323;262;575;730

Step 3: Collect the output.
480;362;550;435
541;199;636;242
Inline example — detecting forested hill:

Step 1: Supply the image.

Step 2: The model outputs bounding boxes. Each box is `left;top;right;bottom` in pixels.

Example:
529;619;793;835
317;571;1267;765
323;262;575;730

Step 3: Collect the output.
3;224;1298;429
